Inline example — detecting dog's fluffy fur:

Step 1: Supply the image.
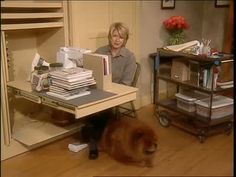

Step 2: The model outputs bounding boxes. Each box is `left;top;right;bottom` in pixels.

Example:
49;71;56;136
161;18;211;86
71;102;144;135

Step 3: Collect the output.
99;118;158;167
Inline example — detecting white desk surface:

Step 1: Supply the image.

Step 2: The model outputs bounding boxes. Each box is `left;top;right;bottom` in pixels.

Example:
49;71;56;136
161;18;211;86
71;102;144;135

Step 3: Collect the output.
7;80;138;118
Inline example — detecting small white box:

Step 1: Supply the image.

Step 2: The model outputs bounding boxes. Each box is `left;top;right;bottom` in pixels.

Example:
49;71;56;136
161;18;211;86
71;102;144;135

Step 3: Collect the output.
195;95;233;119
68;142;88;152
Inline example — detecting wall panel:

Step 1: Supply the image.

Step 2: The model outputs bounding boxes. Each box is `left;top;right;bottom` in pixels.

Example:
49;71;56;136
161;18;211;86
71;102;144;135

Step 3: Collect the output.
68;1;141;108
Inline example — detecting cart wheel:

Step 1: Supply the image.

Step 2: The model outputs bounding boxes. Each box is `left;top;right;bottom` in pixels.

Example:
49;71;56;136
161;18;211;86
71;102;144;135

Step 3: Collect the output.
158;110;170;127
225;129;232;135
225;123;232;135
154;107;159;118
197;129;207;143
198;135;206;143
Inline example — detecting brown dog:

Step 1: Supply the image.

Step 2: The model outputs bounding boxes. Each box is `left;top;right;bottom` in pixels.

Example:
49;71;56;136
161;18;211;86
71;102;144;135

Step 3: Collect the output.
99;118;158;167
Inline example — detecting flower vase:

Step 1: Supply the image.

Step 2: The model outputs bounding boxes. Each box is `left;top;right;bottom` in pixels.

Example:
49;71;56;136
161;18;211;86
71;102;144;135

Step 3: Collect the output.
168;30;184;45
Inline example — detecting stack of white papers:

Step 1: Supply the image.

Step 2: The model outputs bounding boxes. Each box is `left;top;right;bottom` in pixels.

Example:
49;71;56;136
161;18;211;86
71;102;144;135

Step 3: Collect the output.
57;47;92;68
47;67;96;100
217;81;233;89
164;40;200;52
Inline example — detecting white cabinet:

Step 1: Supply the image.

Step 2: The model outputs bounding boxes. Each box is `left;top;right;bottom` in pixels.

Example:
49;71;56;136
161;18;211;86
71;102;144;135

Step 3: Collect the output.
1;1;139;161
0;1;81;160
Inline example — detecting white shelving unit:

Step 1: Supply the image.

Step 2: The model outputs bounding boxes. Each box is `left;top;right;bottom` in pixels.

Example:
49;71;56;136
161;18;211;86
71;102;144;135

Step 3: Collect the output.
1;1;138;161
0;1;76;160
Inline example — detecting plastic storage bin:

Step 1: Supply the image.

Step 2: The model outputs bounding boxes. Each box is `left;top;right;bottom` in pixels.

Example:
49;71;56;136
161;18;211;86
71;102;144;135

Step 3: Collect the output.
175;93;196;112
195;95;233;119
175;90;208;112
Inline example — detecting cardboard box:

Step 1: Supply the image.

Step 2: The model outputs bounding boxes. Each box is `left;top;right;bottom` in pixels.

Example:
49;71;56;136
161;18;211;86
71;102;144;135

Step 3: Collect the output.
171;58;189;81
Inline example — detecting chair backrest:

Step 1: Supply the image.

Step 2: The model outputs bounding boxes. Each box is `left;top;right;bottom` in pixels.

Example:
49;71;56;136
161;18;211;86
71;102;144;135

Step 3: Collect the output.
131;62;141;87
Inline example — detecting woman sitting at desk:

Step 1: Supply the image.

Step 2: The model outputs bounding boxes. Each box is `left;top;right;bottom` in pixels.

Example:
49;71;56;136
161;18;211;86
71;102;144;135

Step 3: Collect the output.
81;22;137;159
95;22;136;86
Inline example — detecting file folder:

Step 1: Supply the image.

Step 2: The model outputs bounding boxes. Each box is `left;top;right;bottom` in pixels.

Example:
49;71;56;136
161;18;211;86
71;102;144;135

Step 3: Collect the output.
83;53;112;90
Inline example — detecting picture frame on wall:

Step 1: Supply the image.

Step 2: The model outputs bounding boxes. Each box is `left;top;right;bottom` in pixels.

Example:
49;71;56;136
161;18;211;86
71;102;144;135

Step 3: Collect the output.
161;0;175;9
215;0;230;7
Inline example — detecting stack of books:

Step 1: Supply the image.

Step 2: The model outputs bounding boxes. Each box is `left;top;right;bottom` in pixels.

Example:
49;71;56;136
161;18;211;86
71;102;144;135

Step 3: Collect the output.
46;67;96;100
216;80;233;89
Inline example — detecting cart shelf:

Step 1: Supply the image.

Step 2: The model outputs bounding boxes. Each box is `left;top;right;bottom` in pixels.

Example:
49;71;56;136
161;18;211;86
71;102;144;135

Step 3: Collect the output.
157;75;233;94
156;99;233;125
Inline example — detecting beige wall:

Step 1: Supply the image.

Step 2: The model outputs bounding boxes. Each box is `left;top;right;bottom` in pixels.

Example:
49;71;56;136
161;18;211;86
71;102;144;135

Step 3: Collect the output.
68;1;139;53
68;1;229;108
140;1;204;105
139;1;228;106
68;1;141;108
202;1;229;50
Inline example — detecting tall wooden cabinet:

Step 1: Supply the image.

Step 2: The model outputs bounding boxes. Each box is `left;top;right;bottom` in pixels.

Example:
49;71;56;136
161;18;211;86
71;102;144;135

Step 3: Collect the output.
0;1;79;160
221;0;234;82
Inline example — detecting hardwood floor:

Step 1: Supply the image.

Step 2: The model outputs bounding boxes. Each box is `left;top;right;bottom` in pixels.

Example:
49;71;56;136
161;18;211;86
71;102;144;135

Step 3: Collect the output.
1;104;233;177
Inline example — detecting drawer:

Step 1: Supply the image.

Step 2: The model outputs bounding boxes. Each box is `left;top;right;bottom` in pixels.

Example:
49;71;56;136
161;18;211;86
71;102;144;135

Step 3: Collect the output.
41;96;75;114
14;89;41;104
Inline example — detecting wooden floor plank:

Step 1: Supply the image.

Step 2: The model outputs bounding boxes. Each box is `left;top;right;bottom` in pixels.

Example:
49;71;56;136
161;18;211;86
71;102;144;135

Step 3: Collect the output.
1;104;233;177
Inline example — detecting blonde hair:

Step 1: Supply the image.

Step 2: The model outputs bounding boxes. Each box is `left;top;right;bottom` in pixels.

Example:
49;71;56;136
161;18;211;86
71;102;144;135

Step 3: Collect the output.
108;22;129;47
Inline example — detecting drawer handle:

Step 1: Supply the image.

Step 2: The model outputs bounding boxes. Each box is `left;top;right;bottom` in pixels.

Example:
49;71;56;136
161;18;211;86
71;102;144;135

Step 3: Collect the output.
42;98;58;107
42;98;74;110
174;75;179;78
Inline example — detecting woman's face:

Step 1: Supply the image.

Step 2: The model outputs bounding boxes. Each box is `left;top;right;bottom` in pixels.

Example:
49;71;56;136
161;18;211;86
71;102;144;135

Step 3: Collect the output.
110;29;125;49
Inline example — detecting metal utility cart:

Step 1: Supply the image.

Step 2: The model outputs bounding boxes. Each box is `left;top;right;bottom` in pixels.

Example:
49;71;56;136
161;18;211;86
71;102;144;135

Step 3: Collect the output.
154;48;233;143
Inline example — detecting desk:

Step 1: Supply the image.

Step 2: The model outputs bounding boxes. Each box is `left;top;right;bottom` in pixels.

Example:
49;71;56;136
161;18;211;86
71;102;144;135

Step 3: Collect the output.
3;81;137;160
8;80;138;118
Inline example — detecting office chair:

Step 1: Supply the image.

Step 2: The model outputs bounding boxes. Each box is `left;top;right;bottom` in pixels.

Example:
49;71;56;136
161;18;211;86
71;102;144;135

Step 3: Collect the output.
116;62;141;118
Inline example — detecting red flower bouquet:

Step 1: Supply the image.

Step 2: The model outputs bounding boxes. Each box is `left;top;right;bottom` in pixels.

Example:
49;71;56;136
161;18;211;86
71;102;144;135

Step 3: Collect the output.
163;16;189;32
163;16;190;45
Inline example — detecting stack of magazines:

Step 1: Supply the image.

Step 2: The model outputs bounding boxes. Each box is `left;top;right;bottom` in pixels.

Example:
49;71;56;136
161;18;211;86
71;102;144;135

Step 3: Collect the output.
216;80;233;89
46;67;96;100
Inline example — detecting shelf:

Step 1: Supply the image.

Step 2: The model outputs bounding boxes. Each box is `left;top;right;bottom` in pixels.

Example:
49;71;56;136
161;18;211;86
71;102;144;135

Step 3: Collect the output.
157;75;233;94
1;1;65;31
1;22;64;30
12;111;82;146
157;48;234;62
157;99;209;123
1;12;64;19
1;1;72;160
7;80;32;92
164;114;232;137
156;98;233;125
1;1;62;8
